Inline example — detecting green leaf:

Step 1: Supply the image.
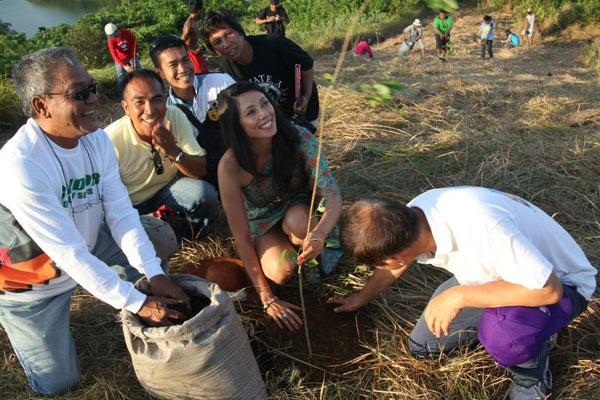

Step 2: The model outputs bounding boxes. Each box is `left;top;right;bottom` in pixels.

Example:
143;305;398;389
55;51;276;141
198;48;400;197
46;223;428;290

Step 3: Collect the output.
305;258;319;267
280;249;299;268
323;73;336;83
325;239;340;248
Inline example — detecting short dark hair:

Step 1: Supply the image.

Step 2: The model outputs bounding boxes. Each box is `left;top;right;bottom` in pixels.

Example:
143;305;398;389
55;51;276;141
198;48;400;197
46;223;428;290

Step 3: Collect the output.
340;194;420;266
484;15;492;22
189;0;203;13
201;8;246;53
150;34;187;67
217;81;298;191
122;69;164;97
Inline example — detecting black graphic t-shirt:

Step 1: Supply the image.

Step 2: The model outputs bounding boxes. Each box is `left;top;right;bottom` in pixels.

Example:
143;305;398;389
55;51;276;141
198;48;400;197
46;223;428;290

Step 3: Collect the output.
219;35;319;121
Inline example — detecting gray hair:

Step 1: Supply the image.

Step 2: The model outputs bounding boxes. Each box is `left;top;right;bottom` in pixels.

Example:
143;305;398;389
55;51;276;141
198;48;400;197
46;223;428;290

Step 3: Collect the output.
12;47;83;118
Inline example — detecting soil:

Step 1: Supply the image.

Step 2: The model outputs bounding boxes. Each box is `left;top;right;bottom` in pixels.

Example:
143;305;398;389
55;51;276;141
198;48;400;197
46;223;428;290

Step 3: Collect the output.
239;278;374;382
168;295;211;323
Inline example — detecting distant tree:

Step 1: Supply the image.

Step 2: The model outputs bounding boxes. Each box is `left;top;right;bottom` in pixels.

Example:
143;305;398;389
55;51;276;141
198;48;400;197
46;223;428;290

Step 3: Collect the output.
0;18;16;35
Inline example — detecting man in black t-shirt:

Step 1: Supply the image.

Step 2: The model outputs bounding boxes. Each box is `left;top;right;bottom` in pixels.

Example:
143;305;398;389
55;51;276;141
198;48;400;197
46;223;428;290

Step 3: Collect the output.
256;0;290;37
202;8;318;131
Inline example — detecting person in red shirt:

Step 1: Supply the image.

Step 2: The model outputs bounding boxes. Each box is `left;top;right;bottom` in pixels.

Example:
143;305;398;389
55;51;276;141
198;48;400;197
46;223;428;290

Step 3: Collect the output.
353;38;373;59
104;23;142;99
181;0;209;74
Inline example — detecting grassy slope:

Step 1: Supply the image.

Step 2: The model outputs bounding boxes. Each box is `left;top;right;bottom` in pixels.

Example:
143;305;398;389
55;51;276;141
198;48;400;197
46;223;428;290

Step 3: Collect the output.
1;5;600;400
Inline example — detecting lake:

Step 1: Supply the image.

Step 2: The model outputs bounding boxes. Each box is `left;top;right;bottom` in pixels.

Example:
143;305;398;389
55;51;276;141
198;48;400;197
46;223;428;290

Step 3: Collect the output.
0;0;120;38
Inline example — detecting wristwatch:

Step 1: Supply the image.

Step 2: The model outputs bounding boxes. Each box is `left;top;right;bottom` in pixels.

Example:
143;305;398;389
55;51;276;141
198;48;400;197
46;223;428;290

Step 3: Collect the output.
174;149;185;163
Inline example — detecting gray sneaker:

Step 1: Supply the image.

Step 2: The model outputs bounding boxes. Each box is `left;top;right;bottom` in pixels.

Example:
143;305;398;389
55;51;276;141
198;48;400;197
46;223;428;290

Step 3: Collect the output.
505;358;552;400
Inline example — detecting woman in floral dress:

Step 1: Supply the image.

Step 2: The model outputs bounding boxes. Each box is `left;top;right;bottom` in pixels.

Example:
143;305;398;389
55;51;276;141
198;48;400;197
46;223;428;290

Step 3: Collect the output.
217;82;342;330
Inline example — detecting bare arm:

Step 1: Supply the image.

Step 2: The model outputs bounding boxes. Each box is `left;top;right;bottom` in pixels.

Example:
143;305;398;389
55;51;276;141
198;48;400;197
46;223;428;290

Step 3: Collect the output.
217;153;273;303
425;272;563;338
293;68;314;115
297;193;342;263
327;264;411;312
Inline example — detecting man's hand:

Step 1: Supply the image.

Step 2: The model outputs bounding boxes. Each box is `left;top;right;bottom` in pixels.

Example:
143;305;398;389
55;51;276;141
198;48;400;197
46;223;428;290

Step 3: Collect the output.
327;293;367;313
293;95;309;115
151;120;179;160
136;296;189;326
123;64;134;73
423;288;462;338
149;274;191;308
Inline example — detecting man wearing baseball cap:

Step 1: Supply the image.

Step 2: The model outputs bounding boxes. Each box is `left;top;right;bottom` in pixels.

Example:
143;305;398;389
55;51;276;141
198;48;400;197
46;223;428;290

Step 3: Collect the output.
402;19;426;58
104;22;142;99
521;8;535;46
256;0;290;37
330;187;596;399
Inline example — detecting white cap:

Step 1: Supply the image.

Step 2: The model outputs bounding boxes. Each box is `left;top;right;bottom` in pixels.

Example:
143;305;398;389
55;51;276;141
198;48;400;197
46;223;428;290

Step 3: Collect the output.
527;8;533;13
413;19;422;26
139;216;179;260
104;23;117;36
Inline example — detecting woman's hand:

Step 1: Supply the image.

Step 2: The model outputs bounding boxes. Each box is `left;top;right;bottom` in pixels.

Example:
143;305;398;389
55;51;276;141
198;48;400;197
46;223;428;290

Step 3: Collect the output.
297;230;325;265
263;297;303;331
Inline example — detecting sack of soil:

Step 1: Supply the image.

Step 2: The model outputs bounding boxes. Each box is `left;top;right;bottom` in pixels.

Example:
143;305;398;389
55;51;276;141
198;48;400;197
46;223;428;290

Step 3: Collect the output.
120;274;267;400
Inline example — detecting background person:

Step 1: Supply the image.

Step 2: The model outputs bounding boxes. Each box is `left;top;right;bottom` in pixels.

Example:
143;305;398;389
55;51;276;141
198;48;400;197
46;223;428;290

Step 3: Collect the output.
202;8;319;132
150;34;235;188
105;69;218;241
0;48;189;395
402;19;426;58
478;15;495;60
329;187;596;399
502;29;521;48
217;81;343;330
522;7;535;45
182;0;209;74
353;38;373;59
256;0;290;37
104;23;141;99
433;11;453;61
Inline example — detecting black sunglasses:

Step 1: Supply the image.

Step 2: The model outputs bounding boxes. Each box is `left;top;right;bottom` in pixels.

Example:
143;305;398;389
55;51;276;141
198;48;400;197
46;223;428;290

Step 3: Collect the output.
150;34;183;56
47;81;98;101
151;146;164;175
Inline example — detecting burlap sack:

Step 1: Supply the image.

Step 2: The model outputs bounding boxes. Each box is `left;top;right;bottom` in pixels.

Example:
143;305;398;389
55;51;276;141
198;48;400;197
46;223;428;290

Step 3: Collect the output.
120;274;267;400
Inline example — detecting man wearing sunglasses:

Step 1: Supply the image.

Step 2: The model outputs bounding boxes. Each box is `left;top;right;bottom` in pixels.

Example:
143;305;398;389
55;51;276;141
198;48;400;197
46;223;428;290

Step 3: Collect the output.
150;33;234;189
0;48;190;395
105;69;218;241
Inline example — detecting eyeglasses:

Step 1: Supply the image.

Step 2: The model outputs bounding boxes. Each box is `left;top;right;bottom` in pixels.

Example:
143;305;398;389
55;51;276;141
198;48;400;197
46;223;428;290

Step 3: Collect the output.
150;34;182;57
151;146;164;175
47;81;98;101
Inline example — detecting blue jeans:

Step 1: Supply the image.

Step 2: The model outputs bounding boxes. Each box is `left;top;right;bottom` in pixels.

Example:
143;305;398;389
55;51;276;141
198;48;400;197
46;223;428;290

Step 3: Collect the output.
408;277;588;386
134;176;218;240
115;57;142;99
481;39;493;58
0;222;161;395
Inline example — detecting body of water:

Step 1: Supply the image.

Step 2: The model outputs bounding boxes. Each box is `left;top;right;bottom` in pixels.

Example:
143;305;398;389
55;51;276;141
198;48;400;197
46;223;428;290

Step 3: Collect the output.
0;0;118;38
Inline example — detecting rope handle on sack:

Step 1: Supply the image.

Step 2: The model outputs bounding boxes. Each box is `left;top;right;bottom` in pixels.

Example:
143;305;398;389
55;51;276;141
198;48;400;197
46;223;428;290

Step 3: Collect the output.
262;296;278;313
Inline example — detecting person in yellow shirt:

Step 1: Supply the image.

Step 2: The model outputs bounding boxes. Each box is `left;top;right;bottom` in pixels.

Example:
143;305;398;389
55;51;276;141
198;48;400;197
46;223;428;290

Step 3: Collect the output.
105;69;218;240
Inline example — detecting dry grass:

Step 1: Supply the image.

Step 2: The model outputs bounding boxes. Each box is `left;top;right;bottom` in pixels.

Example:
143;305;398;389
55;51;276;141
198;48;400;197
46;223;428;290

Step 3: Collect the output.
2;7;600;400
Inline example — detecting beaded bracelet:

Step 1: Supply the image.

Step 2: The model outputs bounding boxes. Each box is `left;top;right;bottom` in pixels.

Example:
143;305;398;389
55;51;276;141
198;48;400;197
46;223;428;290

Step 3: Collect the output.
262;296;278;313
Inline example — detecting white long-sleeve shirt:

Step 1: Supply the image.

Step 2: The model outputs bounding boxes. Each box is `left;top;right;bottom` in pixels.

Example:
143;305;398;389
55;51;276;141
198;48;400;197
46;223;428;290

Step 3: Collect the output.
0;119;164;312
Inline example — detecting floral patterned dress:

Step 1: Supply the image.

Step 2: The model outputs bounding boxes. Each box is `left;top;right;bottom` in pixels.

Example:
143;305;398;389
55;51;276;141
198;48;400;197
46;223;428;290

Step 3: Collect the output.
241;125;342;273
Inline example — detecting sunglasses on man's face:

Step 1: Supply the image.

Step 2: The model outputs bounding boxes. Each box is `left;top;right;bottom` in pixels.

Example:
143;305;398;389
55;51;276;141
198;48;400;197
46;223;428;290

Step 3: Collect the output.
47;81;98;101
151;146;164;175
